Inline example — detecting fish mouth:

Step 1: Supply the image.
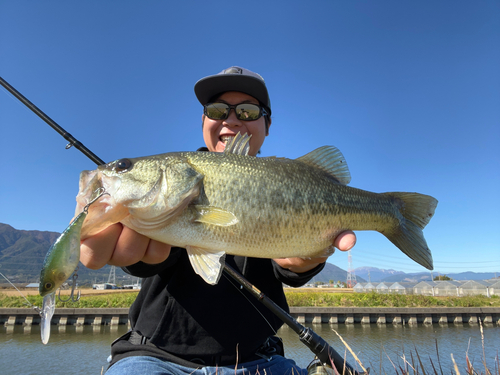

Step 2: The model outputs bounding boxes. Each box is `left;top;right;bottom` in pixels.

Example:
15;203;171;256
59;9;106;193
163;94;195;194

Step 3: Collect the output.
75;170;111;211
75;170;128;239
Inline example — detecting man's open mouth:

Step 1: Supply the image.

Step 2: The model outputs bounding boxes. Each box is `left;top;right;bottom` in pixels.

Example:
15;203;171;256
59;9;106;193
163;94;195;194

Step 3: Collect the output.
220;135;234;145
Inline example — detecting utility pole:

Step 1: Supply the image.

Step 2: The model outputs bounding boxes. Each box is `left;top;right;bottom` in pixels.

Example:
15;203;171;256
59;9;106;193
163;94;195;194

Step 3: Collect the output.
346;250;357;288
107;266;116;285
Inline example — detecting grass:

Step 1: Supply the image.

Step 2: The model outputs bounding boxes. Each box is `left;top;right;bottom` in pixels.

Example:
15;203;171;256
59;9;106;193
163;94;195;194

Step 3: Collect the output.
285;292;500;308
0;291;139;308
0;290;499;309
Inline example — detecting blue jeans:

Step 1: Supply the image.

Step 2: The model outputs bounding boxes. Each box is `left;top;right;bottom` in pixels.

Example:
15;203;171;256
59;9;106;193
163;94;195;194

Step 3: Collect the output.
105;355;308;375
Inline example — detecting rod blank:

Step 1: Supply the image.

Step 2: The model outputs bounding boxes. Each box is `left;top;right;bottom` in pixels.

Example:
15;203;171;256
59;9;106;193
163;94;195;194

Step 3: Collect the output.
0;76;105;166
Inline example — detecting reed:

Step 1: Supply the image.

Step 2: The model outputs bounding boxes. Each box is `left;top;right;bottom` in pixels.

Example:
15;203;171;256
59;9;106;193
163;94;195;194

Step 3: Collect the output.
334;320;500;375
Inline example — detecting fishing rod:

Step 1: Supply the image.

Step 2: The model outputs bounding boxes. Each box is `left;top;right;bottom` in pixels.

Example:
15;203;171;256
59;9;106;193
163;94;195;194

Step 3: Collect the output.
224;264;362;374
0;76;105;166
1;75;365;375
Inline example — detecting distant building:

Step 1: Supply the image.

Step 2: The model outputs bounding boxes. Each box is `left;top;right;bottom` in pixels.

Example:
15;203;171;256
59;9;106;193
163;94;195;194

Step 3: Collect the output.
413;281;437;296
353;283;366;293
487;280;500;296
375;282;389;294
433;280;461;297
388;282;416;295
459;280;490;297
346;279;498;297
363;282;376;292
93;283;120;290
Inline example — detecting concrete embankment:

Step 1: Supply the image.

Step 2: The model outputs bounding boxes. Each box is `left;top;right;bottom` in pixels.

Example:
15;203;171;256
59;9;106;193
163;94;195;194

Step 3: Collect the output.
290;307;500;325
1;307;499;326
0;308;130;327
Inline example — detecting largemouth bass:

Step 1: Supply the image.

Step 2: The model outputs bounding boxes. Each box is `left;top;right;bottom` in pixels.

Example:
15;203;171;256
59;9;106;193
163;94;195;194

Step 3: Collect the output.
76;134;438;284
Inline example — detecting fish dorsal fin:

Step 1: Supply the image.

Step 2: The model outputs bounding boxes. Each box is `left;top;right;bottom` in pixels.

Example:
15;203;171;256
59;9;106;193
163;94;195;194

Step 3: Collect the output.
296;145;351;185
224;132;252;156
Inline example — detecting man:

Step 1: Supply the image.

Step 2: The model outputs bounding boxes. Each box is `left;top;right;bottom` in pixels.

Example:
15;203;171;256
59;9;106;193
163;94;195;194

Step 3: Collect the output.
82;66;356;374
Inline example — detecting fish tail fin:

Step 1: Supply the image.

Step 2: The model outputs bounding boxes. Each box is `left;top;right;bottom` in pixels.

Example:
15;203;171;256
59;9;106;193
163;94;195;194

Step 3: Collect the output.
383;192;438;270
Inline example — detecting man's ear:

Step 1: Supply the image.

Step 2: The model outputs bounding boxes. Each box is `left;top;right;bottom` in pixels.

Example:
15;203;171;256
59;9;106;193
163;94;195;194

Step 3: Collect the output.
266;117;271;136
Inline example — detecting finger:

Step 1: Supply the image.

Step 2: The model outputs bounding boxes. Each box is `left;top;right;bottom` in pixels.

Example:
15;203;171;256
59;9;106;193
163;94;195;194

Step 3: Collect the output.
109;226;151;267
142;240;172;264
334;231;356;251
274;256;327;273
80;223;123;269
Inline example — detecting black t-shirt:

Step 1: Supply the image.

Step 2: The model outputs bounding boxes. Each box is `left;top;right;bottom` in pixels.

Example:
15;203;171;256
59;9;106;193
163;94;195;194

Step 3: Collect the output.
109;146;325;368
110;248;324;367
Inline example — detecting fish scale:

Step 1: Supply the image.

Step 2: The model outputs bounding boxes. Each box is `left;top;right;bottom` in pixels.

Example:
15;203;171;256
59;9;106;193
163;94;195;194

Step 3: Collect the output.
76;133;437;285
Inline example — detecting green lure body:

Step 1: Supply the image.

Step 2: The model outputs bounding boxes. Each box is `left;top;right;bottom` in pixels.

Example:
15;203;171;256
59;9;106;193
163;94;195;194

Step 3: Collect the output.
39;211;86;297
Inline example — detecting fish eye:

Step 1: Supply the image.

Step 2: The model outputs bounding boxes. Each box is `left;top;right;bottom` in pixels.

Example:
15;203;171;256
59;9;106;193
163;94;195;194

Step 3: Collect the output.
115;158;132;173
45;282;52;290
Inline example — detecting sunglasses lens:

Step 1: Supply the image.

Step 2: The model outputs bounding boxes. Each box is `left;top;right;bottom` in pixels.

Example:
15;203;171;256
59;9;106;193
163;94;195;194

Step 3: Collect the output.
235;104;262;120
205;103;230;120
204;103;264;121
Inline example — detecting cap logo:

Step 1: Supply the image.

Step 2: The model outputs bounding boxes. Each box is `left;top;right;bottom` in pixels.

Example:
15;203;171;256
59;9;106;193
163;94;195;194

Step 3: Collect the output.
223;67;243;74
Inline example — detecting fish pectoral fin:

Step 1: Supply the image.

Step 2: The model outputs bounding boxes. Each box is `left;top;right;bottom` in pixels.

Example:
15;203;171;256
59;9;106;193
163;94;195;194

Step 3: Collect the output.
186;246;226;285
296;145;351;185
193;205;239;227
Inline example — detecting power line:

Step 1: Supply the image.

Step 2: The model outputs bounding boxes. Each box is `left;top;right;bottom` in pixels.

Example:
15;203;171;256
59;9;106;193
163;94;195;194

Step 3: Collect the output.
347;250;500;266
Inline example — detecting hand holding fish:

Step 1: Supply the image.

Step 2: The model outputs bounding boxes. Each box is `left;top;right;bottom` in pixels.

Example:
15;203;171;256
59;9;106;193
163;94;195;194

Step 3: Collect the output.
80;223;171;269
273;230;356;273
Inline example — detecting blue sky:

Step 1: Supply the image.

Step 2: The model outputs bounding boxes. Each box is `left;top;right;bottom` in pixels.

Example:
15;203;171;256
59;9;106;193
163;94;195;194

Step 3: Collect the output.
1;1;499;275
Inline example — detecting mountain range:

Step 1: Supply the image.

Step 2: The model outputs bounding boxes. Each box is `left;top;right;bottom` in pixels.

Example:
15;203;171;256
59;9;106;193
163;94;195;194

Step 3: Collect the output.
0;223;129;286
0;223;497;286
353;266;498;283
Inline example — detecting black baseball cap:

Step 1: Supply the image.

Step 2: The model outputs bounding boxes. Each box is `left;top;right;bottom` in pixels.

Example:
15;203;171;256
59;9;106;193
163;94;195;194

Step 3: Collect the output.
194;66;271;115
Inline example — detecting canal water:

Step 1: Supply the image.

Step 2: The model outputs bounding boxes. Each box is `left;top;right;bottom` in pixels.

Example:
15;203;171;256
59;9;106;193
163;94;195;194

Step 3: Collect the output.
0;323;498;374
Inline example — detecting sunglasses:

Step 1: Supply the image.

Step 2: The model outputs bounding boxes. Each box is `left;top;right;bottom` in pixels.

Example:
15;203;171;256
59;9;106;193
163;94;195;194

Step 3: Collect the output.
204;102;268;121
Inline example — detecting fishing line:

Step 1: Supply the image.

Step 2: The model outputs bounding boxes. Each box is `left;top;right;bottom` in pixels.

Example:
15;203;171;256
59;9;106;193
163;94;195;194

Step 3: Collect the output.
0;271;41;315
0;84;35;112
